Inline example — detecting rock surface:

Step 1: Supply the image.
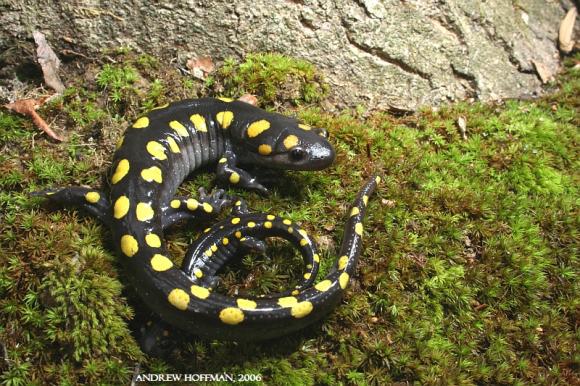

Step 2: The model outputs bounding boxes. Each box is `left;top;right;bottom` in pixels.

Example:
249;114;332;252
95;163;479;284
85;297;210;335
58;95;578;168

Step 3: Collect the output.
0;0;576;110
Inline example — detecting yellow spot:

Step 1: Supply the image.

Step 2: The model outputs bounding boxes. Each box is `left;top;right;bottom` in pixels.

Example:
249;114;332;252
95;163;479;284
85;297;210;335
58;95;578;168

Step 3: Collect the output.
298;123;311;130
338;255;348;270
169;120;189;137
237;298;257;310
247;221;256;228
168;288;189;311
267;215;275;220
313;254;320;263
193;268;203;278
287;227;293;234
283;135;299;149
205;249;213;257
350;207;360;216
247;120;270;138
136;202;154;222
231;217;240;224
191;285;210;299
113;196;130;219
170;199;180;208
304;273;311;280
120;235;138;257
235;200;241;206
146;141;167;160
145;233;161;248
222;237;229;245
306;264;312;269
218;97;233;102
190;114;208;132
300;239;308;246
219;307;244;325
152;103;169;110
315;280;333;292
151;254;173;271
141;166;163;183
203;202;213;213
216;111;234;129
219;157;227;163
283;219;292;225
204;227;211;233
339;272;350;289
292;290;300;296
111;159;130;184
235;231;242;238
264;221;272;229
116;136;124;149
363;195;369;205
258;144;272;155
355;223;363;236
291;301;313;318
132;116;149;128
229;172;240;184
166;136;181;153
187;198;199;211
210;244;218;252
85;191;100;203
278;296;298;307
375;176;381;184
298;229;308;238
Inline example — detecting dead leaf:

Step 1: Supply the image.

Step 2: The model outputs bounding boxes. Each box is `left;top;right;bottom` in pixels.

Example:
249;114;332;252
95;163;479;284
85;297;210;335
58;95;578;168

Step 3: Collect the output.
186;56;215;80
381;198;396;208
532;60;552;84
4;98;63;141
457;116;467;139
238;94;258;106
33;31;65;93
559;7;577;54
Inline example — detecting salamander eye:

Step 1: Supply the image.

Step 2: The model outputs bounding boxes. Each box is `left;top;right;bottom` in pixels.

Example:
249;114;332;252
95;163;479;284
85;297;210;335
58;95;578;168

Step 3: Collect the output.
290;147;306;161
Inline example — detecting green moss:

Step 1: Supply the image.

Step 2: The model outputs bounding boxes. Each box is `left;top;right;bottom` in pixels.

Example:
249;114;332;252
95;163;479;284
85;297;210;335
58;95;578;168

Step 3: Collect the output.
0;112;31;142
96;64;139;105
1;52;578;385
60;88;108;127
214;53;329;105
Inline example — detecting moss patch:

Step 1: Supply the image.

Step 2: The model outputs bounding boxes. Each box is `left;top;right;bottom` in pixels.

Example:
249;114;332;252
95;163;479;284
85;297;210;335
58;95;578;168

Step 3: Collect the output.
0;51;578;385
212;52;329;106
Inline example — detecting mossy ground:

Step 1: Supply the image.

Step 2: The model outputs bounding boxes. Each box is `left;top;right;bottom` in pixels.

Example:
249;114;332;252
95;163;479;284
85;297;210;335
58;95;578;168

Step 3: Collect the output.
0;50;578;385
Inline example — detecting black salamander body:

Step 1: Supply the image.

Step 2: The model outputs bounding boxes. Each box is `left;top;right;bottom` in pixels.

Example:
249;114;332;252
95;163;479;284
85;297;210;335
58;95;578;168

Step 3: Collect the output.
39;98;379;341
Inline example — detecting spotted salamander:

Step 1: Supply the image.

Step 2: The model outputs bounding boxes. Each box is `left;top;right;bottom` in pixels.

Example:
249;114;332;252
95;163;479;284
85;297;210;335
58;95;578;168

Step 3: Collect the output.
38;97;379;341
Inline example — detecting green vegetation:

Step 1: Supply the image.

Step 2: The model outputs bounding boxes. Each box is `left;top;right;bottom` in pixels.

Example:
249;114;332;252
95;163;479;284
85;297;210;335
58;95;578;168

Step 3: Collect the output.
214;52;329;105
0;51;578;385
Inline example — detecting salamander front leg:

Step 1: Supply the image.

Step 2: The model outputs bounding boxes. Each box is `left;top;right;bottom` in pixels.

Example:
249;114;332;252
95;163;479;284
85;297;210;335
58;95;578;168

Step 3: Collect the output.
161;188;232;229
33;187;111;225
216;150;268;195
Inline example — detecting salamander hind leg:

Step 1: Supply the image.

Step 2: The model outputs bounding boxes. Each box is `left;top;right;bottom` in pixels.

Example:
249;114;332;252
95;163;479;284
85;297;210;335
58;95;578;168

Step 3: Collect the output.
33;187;111;225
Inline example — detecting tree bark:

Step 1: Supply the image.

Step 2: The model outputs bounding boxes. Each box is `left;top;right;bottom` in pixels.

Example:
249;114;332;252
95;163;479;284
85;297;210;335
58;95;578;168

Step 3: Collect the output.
0;0;576;110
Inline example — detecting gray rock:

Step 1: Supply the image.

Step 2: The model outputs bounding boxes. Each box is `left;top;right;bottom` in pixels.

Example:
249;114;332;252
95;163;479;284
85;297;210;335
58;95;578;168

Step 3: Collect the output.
0;0;575;110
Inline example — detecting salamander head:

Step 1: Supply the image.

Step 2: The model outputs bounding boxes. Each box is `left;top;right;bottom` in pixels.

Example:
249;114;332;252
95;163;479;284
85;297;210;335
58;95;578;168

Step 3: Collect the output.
233;117;335;171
